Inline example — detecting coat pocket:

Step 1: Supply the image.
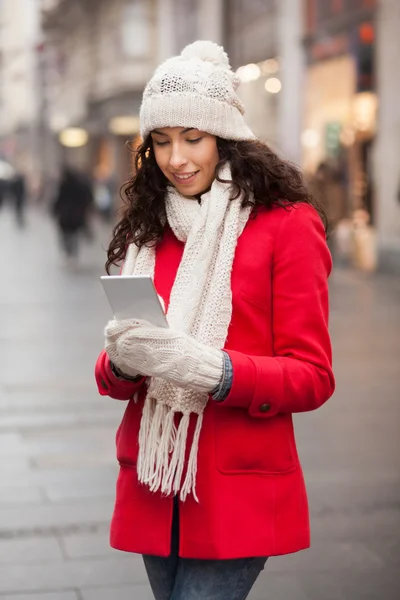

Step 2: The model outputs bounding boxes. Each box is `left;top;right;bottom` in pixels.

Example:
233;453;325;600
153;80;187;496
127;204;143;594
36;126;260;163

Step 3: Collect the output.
214;408;298;475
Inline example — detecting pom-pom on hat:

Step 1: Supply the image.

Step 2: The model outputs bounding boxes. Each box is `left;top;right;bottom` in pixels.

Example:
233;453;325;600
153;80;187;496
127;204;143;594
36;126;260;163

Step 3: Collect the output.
140;40;255;141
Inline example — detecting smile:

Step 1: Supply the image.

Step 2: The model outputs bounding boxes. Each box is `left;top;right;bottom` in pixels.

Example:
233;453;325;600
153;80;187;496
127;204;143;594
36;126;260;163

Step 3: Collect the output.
172;171;199;184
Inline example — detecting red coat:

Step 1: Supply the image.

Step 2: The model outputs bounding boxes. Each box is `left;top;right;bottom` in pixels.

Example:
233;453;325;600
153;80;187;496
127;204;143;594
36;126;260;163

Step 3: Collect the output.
95;203;335;559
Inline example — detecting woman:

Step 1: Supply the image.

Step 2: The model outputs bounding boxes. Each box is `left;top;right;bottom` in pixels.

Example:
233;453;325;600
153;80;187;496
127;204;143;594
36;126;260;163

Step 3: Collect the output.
95;41;335;600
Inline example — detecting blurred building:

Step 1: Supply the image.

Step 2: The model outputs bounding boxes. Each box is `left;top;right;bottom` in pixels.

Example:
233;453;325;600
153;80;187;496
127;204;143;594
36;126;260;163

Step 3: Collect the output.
224;1;280;146
227;0;304;164
0;0;398;270
39;0;299;188
302;0;378;223
0;0;42;191
302;0;400;272
39;0;156;186
39;0;225;190
373;0;400;273
0;0;294;193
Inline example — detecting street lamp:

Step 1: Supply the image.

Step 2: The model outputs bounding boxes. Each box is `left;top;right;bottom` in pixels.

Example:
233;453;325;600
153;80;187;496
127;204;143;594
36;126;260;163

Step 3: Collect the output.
59;127;89;148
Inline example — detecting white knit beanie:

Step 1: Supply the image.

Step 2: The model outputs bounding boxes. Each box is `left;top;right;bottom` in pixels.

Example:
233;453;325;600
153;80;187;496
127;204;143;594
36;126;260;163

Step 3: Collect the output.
140;40;255;142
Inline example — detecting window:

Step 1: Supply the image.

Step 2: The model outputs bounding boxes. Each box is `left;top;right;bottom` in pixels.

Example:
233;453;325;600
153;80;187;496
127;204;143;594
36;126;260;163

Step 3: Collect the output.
121;0;150;58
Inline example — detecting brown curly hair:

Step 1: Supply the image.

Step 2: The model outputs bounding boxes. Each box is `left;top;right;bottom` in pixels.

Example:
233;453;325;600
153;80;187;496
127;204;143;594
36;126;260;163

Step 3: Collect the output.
105;136;327;273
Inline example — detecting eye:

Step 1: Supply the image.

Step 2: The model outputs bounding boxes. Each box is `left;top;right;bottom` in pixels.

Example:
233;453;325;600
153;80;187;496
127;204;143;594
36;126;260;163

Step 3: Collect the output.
187;137;203;144
153;139;169;147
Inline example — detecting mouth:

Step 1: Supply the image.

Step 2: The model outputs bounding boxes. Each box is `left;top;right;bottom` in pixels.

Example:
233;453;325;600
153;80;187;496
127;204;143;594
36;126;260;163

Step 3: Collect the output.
171;171;199;185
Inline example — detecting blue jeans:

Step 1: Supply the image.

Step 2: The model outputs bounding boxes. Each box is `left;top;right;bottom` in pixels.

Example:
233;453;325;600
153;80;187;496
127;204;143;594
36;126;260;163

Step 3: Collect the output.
143;500;267;600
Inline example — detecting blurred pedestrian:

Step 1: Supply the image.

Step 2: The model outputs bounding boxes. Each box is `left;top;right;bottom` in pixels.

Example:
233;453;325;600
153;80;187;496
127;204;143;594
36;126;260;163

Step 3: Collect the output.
9;172;27;227
51;166;93;263
0;179;7;210
0;158;15;211
93;166;115;223
95;41;335;600
309;160;346;261
397;176;400;205
310;161;346;227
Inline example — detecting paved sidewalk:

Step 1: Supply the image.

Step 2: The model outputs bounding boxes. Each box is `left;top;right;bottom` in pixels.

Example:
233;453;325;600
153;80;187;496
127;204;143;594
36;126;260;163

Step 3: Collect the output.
0;207;399;599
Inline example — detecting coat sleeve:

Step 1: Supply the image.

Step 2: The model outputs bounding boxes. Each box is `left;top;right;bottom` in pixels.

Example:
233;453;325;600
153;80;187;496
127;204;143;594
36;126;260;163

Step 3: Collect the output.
95;349;146;401
221;204;335;418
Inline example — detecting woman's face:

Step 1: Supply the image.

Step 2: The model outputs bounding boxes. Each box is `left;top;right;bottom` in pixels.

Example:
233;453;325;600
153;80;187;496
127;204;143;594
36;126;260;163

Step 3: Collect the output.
151;127;219;197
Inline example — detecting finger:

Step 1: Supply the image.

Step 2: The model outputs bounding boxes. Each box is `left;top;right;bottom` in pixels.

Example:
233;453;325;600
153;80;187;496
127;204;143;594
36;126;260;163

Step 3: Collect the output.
104;318;139;340
105;342;120;365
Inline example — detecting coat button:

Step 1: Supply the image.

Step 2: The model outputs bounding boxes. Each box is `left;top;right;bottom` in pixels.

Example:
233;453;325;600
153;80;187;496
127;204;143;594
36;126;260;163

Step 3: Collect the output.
259;403;271;413
100;378;108;390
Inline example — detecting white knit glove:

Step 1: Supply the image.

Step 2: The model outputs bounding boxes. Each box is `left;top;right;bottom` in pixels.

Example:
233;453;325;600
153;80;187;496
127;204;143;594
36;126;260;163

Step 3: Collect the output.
105;319;142;379
104;319;224;394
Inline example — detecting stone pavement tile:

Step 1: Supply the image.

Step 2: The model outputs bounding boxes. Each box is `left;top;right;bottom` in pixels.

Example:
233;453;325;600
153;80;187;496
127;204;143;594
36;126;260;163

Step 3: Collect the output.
0;593;78;600
77;567;400;600
0;537;63;565
31;452;116;469
1;313;105;344
0;465;117;490
309;508;400;541
32;446;117;466
0;498;114;535
1;399;118;420
267;539;381;573
59;531;116;559
0;457;32;473
0;390;105;411
17;426;117;458
366;536;400;565
81;584;153;600
0;343;104;389
43;479;116;502
298;567;400;600
248;571;309;600
2;380;102;395
306;480;400;511
304;468;399;487
0;454;31;468
0;486;44;506
0;555;147;593
250;566;400;600
21;425;119;443
0;409;122;432
0;432;25;452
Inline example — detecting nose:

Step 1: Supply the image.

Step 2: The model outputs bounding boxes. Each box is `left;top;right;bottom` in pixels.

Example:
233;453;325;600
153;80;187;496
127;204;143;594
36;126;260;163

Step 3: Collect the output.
168;143;188;170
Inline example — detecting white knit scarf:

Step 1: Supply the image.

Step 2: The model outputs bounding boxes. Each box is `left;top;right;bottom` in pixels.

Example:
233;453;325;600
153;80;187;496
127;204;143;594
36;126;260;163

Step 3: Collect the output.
122;164;251;501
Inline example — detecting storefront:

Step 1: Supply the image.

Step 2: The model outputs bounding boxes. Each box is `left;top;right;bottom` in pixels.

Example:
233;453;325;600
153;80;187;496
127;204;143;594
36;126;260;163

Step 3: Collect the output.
224;0;280;144
234;58;282;145
54;90;142;217
302;0;378;269
88;92;142;217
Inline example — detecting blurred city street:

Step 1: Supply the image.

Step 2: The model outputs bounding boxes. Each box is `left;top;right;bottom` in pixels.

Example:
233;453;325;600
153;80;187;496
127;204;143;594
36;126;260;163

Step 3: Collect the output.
0;207;399;600
0;1;398;598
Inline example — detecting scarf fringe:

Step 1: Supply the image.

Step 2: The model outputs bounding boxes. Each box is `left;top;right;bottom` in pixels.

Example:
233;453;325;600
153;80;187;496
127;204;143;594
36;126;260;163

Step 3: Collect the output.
180;412;203;502
137;397;202;502
149;408;176;492
127;165;252;502
137;395;156;481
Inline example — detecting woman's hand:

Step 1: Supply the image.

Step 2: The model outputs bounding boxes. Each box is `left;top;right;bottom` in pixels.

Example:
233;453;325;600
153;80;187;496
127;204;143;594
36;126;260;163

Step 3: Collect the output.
104;319;223;394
